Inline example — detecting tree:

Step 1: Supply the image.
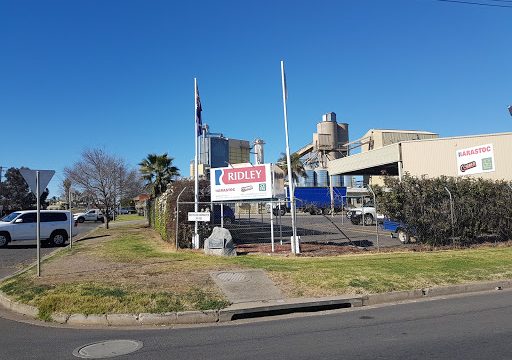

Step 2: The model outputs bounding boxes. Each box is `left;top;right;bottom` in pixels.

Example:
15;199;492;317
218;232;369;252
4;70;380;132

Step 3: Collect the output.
139;153;180;197
62;178;72;208
64;148;142;229
276;152;307;185
0;167;49;211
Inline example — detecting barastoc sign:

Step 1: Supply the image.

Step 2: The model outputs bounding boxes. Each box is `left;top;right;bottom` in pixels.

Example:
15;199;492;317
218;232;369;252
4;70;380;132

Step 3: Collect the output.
456;143;495;176
211;164;273;201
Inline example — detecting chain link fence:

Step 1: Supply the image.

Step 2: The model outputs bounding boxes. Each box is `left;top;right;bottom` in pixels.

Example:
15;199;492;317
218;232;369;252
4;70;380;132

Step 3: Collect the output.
176;198;398;252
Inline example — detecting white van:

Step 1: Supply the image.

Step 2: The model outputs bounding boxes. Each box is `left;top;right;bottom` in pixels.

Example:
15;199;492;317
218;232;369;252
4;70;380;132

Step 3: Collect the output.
0;210;75;247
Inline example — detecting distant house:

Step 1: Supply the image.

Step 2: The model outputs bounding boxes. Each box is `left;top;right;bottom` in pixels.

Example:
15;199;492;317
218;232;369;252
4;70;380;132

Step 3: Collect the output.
133;194;150;216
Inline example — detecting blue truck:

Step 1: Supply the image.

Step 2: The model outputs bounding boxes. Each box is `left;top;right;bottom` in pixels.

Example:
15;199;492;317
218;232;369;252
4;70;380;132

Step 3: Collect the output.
272;186;347;215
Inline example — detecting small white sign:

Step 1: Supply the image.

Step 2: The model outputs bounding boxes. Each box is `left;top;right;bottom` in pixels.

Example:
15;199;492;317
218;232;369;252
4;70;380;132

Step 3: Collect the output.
456;144;495;176
188;212;211;222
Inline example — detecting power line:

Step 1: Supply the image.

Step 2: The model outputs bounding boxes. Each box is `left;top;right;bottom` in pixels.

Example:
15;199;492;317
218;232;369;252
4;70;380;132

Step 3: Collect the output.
435;0;512;7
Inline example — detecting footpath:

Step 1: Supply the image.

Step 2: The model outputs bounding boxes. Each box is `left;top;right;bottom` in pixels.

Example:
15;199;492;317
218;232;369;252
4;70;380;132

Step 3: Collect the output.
0;220;511;327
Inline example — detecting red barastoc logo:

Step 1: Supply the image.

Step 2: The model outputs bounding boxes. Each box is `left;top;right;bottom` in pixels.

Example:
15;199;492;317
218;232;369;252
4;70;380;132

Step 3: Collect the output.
221;165;266;185
460;161;477;173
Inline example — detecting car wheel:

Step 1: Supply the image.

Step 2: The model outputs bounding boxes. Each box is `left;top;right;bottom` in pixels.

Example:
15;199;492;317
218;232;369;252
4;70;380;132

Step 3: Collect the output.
350;216;361;225
398;229;410;244
363;214;374;226
223;217;232;226
50;231;68;247
78;217;85;223
279;208;286;216
100;217;105;223
0;232;10;248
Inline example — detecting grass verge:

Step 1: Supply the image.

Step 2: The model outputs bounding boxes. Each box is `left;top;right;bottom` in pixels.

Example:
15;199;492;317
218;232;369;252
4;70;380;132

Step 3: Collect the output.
1;224;512;320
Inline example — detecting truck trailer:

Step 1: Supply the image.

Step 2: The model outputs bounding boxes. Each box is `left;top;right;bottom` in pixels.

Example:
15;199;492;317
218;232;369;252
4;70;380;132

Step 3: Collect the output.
272;186;347;215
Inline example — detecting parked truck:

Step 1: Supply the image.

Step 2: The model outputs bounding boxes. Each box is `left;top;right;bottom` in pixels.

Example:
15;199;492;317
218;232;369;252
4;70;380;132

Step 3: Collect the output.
270;186;347;215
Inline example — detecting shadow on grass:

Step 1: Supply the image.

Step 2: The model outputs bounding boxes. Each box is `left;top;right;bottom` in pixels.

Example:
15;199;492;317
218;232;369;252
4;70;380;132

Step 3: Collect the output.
76;234;111;242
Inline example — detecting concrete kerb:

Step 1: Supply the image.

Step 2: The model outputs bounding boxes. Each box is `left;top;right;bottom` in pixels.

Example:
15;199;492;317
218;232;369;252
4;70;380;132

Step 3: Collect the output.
1;279;510;326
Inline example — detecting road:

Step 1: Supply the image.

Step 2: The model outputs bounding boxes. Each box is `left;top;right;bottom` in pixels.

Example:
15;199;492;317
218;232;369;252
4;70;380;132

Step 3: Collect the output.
0;222;101;280
0;290;510;359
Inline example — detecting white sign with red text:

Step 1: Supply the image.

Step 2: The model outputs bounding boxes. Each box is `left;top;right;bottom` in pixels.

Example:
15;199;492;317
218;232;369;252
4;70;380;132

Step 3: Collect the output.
211;164;273;201
456;143;495;176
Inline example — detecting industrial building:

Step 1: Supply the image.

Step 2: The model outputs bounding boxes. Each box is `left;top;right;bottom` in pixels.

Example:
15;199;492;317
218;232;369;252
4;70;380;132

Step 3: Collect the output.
328;132;512;183
190;124;252;178
294;112;351;188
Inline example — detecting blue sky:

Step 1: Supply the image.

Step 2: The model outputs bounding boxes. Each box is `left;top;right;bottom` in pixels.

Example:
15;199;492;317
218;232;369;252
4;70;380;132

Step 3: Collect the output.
1;0;511;197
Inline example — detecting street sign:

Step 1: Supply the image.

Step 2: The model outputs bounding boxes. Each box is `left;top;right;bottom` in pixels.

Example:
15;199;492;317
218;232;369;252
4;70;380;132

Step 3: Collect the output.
19;169;55;195
18;168;55;277
188;212;211;222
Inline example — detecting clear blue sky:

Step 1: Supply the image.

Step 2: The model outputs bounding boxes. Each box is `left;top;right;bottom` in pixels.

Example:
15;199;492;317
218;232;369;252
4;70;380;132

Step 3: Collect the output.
1;0;511;197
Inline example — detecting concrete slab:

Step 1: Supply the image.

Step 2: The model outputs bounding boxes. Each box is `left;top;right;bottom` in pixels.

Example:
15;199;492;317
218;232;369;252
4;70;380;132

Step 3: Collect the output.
210;269;284;304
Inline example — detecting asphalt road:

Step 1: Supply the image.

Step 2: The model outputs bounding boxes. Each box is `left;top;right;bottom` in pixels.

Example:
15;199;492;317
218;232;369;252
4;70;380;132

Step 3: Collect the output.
0;290;510;359
231;213;402;248
0;221;101;280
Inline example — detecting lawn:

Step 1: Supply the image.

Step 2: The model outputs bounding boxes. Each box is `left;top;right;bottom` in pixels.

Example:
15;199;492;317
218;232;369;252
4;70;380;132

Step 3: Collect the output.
112;214;143;222
1;224;511;320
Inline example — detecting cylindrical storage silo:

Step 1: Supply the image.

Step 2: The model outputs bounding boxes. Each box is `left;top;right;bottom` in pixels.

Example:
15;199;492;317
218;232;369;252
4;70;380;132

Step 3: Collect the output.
315;169;329;187
317;118;337;150
330;174;342;187
303;169;315;187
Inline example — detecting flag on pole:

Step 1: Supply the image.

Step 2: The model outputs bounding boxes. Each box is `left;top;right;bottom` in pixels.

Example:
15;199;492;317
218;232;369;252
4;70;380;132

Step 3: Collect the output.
195;82;202;136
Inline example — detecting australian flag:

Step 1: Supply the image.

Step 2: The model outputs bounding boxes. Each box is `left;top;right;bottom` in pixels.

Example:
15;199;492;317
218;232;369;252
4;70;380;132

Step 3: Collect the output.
195;82;202;136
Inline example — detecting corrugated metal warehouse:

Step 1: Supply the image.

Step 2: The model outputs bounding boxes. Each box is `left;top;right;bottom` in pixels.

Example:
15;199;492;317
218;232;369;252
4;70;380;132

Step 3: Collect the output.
328;132;512;182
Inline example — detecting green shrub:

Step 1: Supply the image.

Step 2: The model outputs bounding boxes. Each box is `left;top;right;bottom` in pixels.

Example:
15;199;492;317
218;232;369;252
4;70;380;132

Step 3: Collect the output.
377;175;512;246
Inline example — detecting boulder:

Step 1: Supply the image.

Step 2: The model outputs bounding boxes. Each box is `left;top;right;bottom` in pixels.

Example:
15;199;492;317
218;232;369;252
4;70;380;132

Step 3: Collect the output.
204;227;237;256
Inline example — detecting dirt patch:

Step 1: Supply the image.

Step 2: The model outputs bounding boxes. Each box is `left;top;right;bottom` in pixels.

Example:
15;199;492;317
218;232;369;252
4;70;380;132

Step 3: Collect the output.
35;226;239;294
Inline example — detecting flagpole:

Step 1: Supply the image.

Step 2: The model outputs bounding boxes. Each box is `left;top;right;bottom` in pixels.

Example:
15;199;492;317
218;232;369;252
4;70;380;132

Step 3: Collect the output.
280;60;300;254
194;78;199;249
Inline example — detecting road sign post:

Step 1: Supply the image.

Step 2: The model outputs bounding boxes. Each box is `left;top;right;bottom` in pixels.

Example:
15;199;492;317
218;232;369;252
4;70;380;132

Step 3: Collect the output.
19;169;55;277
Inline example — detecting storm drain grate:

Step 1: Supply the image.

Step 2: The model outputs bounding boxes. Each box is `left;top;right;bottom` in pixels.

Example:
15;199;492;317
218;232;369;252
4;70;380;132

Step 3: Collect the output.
217;272;247;282
73;339;143;359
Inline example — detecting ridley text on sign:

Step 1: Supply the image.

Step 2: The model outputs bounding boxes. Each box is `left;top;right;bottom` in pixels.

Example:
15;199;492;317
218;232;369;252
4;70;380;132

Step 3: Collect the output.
211;164;273;201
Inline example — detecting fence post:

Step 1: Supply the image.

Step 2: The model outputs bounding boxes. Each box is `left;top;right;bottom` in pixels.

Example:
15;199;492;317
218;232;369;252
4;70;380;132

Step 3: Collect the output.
175;187;187;251
367;185;380;252
444;186;455;244
270;200;275;252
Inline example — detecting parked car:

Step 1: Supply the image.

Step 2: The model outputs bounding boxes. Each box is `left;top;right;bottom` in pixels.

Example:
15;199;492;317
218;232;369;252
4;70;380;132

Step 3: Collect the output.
73;209;104;223
346;201;384;225
119;207;136;215
203;205;236;226
0;210;75;247
382;218;416;244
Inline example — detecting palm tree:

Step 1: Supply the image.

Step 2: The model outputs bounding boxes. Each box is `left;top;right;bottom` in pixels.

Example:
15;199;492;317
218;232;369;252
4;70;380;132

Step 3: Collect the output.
276;152;307;185
139;153;180;197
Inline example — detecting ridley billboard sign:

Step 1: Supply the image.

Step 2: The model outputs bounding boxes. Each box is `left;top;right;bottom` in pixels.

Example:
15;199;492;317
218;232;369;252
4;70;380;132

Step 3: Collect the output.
456;143;495;176
211;163;282;201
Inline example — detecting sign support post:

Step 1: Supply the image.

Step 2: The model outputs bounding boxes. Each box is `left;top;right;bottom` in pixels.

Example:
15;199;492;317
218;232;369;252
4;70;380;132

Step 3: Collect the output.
19;168;55;277
36;171;41;276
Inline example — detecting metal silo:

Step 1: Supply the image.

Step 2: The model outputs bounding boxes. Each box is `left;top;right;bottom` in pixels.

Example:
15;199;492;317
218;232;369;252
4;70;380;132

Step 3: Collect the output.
253;139;265;165
330;174;342;187
315;169;329;187
303;168;316;187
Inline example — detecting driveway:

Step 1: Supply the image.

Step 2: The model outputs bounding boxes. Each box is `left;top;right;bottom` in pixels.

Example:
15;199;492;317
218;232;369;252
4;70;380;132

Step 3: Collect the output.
0;222;100;280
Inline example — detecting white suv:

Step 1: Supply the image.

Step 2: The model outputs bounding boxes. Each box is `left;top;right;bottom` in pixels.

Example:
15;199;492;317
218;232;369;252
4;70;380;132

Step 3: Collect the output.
0;210;75;248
